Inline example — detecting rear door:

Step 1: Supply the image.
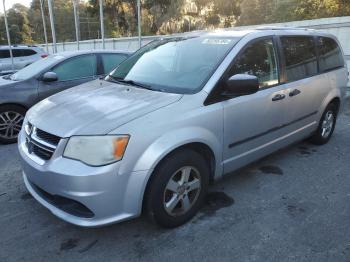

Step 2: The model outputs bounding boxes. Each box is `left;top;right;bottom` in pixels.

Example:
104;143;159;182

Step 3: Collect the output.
278;35;328;132
38;54;98;99
12;49;28;69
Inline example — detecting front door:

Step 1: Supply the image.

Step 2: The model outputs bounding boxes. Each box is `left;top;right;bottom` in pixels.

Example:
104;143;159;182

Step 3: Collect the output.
38;54;97;100
222;37;289;173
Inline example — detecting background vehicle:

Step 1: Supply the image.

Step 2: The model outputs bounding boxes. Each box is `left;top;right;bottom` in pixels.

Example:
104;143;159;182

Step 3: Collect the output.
0;45;48;75
18;29;348;228
0;50;131;144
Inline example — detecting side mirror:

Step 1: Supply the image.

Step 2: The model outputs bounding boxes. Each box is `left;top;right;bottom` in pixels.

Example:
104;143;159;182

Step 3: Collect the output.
224;74;259;97
42;72;58;82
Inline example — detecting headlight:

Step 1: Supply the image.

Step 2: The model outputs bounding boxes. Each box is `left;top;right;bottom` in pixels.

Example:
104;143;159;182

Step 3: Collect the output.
63;135;130;166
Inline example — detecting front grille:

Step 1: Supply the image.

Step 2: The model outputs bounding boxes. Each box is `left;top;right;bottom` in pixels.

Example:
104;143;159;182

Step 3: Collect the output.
24;123;61;161
30;141;54;160
36;128;61;146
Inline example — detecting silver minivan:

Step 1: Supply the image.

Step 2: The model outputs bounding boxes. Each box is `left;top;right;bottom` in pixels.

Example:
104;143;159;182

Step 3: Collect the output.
18;28;348;228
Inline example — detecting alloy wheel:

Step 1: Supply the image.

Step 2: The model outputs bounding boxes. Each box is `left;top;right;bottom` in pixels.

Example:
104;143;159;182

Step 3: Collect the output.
321;110;334;138
163;166;202;216
0;111;24;140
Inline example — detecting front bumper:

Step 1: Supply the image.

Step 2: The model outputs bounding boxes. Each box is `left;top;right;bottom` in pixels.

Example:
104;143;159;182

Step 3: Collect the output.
18;131;149;227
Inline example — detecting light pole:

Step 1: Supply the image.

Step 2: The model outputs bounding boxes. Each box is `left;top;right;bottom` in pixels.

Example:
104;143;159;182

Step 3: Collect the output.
39;0;49;53
47;0;57;53
99;0;105;49
73;0;80;50
2;0;14;71
137;0;141;49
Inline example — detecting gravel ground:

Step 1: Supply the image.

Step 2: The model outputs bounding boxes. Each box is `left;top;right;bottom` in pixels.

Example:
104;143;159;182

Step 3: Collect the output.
0;97;349;262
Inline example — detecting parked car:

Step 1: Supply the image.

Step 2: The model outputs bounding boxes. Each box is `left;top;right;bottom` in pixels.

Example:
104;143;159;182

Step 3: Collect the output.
18;28;348;228
0;45;48;75
0;50;131;144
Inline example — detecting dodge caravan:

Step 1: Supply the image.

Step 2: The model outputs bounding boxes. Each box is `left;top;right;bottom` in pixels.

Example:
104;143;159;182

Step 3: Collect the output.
18;28;348;228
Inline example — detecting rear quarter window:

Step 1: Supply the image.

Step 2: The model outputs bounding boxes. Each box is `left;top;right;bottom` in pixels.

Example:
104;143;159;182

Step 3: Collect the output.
318;37;344;72
22;49;37;56
281;36;318;82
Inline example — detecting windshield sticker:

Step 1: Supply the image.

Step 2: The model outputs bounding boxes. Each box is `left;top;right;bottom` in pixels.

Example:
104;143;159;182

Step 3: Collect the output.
202;39;232;45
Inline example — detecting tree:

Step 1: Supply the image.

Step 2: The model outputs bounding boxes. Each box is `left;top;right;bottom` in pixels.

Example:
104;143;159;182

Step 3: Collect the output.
0;4;33;44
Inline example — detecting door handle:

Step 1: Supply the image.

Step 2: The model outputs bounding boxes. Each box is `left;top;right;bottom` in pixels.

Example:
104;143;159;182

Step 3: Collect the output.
272;94;286;101
289;89;301;97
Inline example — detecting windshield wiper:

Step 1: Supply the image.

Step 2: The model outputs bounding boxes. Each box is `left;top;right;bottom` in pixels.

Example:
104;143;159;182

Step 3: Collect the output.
108;75;154;91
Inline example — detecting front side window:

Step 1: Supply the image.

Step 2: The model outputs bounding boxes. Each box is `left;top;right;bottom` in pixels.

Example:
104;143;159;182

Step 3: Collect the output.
228;38;279;88
52;55;97;81
101;53;128;74
281;36;317;82
318;37;344;72
109;36;240;94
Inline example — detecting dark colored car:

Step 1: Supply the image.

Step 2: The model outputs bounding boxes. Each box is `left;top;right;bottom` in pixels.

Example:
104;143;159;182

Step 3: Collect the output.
0;50;131;144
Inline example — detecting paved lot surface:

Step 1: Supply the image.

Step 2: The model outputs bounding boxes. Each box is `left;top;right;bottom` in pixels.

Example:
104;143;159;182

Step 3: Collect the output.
1;98;349;262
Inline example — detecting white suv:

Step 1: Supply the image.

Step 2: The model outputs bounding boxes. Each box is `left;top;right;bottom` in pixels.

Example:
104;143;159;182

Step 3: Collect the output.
0;45;48;75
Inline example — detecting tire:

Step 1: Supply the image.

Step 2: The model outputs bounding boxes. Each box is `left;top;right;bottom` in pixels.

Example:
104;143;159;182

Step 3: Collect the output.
309;103;338;145
146;149;210;228
0;105;26;144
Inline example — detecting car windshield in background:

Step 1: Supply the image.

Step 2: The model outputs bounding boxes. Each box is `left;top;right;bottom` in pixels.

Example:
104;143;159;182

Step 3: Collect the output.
10;55;64;81
109;36;240;94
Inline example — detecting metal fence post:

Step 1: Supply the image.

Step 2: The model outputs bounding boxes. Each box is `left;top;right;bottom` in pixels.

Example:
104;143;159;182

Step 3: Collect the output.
99;0;105;49
137;0;141;49
2;0;14;71
39;0;49;53
47;0;57;53
73;0;80;50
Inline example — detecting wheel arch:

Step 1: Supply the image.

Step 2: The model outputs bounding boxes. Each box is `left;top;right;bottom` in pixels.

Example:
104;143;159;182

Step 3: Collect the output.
141;141;217;213
329;97;341;113
0;103;28;111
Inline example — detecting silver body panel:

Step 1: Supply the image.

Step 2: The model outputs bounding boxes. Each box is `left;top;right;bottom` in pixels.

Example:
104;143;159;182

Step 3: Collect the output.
18;29;348;227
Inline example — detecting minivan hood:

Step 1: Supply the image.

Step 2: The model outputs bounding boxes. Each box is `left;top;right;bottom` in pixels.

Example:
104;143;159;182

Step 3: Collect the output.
27;80;182;137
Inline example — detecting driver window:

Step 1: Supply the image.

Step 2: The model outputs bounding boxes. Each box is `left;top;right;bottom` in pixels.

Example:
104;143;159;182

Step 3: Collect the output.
52;55;97;81
229;38;279;88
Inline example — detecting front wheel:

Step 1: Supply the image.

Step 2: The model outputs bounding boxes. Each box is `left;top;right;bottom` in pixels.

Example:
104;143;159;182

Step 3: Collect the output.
0;105;26;144
145;149;209;228
309;103;338;145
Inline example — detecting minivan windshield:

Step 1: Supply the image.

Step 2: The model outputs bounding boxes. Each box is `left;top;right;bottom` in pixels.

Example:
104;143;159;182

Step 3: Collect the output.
10;55;64;81
108;36;240;94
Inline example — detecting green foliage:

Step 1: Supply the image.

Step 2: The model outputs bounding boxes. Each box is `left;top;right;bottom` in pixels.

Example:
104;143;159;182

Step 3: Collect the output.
238;0;350;25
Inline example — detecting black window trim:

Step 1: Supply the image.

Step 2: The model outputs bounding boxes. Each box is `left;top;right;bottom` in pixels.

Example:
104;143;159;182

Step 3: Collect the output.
204;35;282;106
42;54;98;83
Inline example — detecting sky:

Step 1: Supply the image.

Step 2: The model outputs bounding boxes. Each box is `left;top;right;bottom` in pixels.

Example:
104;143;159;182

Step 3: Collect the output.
0;0;32;13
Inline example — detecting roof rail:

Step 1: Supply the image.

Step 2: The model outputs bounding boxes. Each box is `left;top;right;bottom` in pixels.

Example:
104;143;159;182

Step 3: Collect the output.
256;26;314;31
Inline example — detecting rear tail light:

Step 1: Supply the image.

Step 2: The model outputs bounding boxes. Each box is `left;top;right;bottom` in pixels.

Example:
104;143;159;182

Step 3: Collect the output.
41;54;48;58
